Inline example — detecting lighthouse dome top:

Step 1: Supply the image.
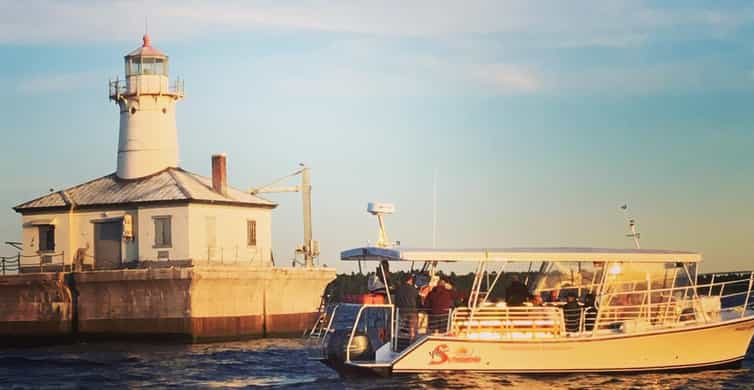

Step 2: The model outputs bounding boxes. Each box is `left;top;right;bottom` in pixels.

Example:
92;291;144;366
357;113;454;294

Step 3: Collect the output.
126;34;166;58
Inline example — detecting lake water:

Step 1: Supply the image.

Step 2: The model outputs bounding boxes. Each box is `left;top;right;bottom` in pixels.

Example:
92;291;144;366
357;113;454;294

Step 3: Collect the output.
0;338;752;389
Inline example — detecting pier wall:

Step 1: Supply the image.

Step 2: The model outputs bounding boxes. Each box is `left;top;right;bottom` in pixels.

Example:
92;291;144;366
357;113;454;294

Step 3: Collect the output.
0;273;73;344
0;266;334;345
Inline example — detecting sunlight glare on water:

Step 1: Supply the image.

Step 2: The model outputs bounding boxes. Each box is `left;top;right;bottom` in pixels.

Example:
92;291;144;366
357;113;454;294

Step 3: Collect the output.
0;338;752;389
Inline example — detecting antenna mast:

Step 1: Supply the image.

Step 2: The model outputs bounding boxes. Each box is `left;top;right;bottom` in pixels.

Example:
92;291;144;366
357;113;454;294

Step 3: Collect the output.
620;203;641;249
432;169;437;248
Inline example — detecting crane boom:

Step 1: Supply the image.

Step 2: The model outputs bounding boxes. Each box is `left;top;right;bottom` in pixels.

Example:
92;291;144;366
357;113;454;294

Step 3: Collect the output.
249;166;316;267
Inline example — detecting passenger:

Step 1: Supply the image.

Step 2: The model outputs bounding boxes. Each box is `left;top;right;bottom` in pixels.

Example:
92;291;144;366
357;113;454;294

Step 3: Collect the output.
583;293;598;331
395;274;419;345
530;293;544;306
367;260;391;298
367;268;387;295
426;276;456;333
563;292;582;333
505;275;529;307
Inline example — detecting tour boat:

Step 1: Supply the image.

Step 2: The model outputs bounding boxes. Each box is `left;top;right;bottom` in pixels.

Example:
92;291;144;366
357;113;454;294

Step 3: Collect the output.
308;247;754;375
306;207;754;375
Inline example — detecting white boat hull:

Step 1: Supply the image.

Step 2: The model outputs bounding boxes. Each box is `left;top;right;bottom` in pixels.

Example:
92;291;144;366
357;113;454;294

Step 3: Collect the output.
384;317;754;373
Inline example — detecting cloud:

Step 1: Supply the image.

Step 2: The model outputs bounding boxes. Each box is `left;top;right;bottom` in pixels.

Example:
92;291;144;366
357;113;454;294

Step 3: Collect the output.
4;1;752;98
2;1;754;46
234;39;542;97
15;71;101;95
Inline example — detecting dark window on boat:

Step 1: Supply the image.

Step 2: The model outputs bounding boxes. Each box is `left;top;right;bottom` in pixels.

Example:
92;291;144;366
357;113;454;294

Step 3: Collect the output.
247;220;257;247
38;225;55;252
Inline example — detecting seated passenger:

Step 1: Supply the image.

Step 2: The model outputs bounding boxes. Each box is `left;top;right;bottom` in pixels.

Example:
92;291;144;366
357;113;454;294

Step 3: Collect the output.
505;275;529;307
563;293;582;333
583;293;598;331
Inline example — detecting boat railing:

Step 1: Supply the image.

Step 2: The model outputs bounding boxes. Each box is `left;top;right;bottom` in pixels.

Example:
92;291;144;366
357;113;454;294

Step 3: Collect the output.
449;306;565;339
393;308;451;352
304;302;337;341
696;272;754;316
592;272;754;334
345;304;394;363
305;303;363;360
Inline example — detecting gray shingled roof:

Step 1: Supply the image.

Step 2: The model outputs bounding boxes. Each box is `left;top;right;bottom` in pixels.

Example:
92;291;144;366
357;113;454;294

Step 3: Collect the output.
14;168;276;212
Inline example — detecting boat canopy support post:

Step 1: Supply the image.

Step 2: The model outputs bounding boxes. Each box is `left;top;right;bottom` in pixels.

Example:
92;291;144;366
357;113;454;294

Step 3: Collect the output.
743;272;754;318
380;261;392;305
479;262;507;307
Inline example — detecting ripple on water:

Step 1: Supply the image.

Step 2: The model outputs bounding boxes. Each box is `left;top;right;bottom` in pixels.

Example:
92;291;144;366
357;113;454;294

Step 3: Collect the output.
0;339;752;389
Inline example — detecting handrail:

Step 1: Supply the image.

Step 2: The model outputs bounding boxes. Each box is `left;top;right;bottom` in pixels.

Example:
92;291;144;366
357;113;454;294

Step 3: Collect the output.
109;78;184;99
345;304;393;364
450;306;565;338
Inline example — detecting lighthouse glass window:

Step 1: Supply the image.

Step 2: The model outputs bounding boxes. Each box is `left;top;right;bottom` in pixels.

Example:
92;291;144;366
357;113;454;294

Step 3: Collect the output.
126;57;167;76
126;57;140;76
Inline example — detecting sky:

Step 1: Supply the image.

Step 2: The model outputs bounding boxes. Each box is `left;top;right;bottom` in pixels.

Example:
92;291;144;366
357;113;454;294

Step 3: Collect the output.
1;0;754;273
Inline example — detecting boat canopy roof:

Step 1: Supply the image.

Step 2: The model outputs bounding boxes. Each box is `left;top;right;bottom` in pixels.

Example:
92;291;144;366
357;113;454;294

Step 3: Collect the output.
340;246;701;263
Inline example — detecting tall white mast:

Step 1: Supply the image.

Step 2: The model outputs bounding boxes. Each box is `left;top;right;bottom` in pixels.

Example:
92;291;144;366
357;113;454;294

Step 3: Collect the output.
432;169;438;248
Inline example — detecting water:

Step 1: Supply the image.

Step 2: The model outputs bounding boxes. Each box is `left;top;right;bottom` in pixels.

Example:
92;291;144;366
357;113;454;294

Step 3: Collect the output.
0;339;752;389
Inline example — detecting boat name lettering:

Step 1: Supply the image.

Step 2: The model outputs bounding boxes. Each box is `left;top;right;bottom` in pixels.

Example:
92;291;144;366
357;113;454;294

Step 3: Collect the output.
429;344;481;365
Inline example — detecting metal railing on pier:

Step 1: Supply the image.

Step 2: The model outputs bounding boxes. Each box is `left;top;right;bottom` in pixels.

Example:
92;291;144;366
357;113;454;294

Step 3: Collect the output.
1;252;67;275
0;255;20;275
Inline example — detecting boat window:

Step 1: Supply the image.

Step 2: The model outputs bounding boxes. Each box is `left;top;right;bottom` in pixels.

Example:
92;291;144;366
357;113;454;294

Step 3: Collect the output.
532;261;603;302
602;262;693;292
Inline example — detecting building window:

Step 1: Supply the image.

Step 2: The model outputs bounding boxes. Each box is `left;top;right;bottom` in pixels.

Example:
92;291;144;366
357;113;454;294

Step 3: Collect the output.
247;220;256;247
206;216;216;248
38;225;55;252
153;216;172;248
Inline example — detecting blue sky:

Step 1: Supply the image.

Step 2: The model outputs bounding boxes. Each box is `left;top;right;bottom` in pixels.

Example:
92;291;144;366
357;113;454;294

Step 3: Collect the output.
1;0;754;272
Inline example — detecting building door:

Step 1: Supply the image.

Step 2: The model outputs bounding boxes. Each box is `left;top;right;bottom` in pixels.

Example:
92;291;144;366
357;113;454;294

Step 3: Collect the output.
94;221;122;270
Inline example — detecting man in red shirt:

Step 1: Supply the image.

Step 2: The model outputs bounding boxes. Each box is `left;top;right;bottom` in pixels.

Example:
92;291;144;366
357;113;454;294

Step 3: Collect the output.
426;276;460;333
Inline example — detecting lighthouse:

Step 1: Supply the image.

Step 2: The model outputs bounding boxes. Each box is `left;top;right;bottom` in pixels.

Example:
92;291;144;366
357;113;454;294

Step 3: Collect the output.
6;33;334;345
109;34;184;179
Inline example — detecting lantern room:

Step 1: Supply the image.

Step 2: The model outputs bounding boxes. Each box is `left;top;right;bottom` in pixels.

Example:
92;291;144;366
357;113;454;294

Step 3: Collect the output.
125;34;169;76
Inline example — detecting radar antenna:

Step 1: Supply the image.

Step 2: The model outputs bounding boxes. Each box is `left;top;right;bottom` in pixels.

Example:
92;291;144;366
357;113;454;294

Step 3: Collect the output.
367;202;395;248
620;203;641;249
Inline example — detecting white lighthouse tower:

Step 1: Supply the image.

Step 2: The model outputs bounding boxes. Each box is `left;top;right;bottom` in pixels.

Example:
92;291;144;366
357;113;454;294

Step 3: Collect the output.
109;34;184;179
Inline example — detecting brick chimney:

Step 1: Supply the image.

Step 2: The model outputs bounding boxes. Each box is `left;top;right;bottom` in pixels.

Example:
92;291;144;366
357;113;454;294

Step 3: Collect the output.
212;154;228;196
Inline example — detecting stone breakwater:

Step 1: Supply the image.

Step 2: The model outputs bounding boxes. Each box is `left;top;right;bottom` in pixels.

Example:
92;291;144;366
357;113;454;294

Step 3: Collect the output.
0;266;334;346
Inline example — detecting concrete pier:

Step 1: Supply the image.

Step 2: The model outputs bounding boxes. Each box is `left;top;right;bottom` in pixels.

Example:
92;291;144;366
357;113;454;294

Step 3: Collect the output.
0;266;334;345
